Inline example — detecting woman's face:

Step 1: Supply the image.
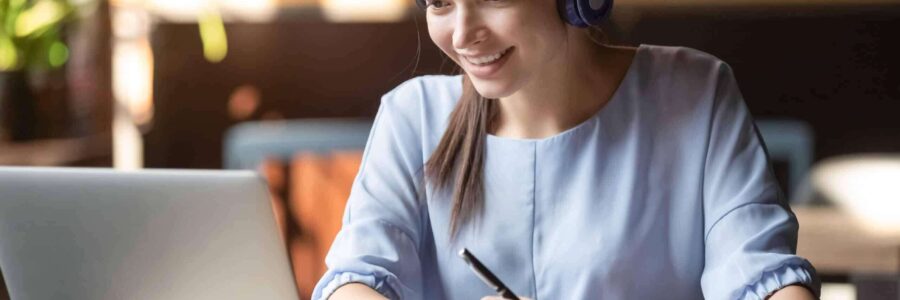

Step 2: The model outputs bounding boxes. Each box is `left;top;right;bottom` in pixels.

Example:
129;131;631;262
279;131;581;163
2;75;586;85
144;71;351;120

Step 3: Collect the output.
425;0;569;98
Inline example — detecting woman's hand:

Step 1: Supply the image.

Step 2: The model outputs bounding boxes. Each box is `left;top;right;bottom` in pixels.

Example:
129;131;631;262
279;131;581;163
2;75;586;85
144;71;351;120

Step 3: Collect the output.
481;297;532;300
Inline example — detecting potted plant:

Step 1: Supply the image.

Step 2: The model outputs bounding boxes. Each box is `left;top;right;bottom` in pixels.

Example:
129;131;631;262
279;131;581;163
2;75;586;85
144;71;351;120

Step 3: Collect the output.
0;0;78;142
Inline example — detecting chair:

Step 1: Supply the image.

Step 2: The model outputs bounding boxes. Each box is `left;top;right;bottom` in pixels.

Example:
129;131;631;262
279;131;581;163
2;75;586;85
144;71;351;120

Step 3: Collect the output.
223;118;372;299
224;118;372;170
754;118;816;204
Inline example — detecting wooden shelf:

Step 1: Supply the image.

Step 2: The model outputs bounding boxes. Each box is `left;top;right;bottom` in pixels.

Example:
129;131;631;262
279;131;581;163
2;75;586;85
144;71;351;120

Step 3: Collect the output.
0;134;112;167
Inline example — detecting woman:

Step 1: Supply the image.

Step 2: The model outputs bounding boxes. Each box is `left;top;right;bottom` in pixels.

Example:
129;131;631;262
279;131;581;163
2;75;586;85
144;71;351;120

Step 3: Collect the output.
312;0;820;299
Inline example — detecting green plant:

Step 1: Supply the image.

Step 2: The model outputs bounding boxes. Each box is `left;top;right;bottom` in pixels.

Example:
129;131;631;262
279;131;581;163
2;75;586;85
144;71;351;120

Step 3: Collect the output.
0;0;77;71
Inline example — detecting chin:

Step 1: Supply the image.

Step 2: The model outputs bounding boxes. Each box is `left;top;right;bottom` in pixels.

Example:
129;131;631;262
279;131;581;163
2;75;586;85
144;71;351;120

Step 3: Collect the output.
469;78;516;99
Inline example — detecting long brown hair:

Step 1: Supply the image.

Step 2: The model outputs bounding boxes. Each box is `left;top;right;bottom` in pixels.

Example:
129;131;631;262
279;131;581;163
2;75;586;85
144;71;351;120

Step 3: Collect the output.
424;74;496;237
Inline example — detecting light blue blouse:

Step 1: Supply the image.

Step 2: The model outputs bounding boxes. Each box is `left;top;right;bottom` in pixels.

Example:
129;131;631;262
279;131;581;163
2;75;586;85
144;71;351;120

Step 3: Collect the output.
312;44;820;300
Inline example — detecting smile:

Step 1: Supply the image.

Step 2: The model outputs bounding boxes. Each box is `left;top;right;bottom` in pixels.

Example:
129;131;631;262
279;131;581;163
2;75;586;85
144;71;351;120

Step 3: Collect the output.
463;47;513;66
460;47;515;79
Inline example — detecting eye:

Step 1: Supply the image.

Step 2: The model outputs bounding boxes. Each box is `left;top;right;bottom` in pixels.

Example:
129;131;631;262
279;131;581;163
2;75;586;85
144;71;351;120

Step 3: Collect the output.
424;0;451;9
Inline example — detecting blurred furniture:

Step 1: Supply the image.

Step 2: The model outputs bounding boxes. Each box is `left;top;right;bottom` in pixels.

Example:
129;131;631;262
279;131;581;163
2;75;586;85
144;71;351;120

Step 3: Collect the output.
224;119;372;299
802;154;900;299
755;118;815;203
795;206;899;275
810;154;900;235
0;134;112;166
851;274;900;300
795;206;900;300
795;154;900;299
224;119;371;169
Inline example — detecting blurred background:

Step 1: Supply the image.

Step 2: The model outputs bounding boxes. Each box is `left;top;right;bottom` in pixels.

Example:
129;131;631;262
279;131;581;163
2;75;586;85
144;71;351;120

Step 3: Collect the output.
0;0;898;299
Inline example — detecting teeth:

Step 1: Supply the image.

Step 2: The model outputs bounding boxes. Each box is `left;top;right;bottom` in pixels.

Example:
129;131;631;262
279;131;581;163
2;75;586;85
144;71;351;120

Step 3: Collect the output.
466;48;509;66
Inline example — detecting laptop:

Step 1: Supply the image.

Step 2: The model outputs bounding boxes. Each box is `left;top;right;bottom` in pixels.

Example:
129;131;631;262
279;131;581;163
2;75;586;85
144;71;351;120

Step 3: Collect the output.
0;167;299;300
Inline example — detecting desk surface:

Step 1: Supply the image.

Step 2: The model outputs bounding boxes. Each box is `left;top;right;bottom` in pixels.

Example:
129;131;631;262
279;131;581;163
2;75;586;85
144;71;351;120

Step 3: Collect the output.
795;206;900;275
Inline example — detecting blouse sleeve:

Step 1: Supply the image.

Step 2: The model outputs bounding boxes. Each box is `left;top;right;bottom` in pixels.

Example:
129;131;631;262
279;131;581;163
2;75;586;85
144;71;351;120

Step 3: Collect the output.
311;80;427;300
700;62;821;300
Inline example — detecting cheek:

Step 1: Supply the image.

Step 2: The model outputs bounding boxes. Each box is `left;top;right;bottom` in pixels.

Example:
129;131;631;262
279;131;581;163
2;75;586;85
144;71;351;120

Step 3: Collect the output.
517;1;568;50
427;19;458;63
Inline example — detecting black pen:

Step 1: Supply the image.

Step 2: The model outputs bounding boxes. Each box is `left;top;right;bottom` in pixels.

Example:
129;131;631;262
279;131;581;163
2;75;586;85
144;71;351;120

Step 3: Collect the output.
458;248;520;300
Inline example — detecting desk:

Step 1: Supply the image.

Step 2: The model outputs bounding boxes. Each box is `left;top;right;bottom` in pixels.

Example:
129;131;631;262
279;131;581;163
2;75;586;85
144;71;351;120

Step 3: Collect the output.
795;206;900;275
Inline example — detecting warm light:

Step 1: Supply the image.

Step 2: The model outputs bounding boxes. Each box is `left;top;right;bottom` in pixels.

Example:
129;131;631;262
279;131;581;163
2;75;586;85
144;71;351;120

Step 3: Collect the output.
113;104;144;170
321;0;408;23
821;283;856;300
813;154;900;236
113;39;154;126
147;0;277;23
111;2;155;170
228;85;261;120
219;0;277;22
111;38;153;170
146;0;206;22
111;5;151;39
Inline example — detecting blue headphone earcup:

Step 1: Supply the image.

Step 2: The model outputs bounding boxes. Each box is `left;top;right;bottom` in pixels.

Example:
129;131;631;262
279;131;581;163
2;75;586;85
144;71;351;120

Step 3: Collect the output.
557;0;588;27
578;0;614;26
558;0;613;28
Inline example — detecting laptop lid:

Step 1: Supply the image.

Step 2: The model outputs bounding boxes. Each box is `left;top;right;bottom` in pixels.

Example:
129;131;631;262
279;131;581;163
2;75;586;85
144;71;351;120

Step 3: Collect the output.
0;167;298;300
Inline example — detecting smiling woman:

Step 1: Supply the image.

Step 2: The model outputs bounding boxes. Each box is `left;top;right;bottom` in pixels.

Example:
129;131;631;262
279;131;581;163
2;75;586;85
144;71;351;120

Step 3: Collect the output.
312;0;820;299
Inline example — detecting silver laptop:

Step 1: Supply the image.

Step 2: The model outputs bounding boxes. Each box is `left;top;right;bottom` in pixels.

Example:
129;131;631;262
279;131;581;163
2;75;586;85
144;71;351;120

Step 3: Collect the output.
0;167;299;300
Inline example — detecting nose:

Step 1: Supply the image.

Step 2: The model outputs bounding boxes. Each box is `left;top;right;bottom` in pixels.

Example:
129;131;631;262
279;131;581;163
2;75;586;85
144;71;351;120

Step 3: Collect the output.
452;6;487;52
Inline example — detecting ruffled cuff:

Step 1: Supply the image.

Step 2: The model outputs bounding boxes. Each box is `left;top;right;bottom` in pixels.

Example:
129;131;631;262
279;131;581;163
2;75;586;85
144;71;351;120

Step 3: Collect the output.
740;261;821;300
312;271;400;300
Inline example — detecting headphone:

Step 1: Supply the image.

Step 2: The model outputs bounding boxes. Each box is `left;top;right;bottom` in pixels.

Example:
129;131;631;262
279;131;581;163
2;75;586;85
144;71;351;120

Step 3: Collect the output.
414;0;613;28
559;0;614;28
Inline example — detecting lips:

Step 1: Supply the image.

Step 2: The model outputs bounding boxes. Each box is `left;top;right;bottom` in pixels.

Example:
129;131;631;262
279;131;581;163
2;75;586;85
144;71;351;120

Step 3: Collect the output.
463;47;512;65
460;46;514;79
